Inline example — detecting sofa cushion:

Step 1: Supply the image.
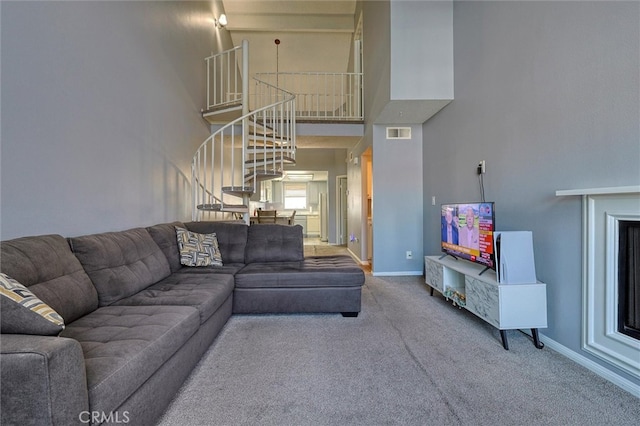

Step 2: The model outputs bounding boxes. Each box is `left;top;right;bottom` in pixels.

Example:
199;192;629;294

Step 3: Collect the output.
175;227;223;267
235;255;365;288
185;221;248;264
0;273;65;335
0;234;99;323
69;228;171;306
174;263;246;276
113;273;234;324
146;221;186;273
244;224;304;263
59;305;199;416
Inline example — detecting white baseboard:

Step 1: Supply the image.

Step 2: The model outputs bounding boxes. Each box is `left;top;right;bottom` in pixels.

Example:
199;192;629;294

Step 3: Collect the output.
344;249;423;277
536;332;640;397
346;248;369;265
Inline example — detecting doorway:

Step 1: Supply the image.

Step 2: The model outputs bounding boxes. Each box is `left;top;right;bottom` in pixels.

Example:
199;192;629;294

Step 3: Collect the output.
363;148;373;265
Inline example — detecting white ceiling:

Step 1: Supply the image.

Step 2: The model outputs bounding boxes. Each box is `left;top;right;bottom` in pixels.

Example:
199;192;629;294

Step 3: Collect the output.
221;0;357;76
220;0;360;149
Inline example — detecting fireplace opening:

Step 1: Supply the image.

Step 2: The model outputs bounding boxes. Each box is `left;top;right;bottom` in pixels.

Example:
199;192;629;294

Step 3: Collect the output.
618;220;640;341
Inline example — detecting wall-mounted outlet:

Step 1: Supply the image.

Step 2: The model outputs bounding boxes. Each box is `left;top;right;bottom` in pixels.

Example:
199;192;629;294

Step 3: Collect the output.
477;160;486;174
406;250;413;259
431;196;436;206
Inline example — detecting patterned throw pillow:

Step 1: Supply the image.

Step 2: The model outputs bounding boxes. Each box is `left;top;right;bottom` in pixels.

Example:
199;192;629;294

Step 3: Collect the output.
0;272;65;335
175;227;223;267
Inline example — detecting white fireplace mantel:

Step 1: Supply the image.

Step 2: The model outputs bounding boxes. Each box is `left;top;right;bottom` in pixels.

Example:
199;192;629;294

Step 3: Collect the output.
557;186;640;379
555;185;640;197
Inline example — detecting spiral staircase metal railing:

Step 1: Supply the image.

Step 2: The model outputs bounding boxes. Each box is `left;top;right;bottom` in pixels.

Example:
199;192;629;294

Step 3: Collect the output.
192;41;296;223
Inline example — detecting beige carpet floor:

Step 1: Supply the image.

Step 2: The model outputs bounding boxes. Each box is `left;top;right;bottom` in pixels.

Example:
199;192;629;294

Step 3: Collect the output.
158;275;640;426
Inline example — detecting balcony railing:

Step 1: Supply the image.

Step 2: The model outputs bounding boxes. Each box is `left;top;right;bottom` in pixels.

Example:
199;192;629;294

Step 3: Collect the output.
205;45;244;111
205;41;363;121
255;72;363;121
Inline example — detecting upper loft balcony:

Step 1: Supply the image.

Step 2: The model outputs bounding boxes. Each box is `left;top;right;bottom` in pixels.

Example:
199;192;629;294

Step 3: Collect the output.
251;72;363;124
202;68;364;126
201;69;364;145
201;42;363;143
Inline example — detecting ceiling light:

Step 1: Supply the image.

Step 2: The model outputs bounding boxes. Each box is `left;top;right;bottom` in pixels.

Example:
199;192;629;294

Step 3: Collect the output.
215;14;227;29
287;174;314;181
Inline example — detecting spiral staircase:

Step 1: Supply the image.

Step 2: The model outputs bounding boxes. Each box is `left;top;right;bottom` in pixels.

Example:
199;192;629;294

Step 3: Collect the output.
192;41;296;223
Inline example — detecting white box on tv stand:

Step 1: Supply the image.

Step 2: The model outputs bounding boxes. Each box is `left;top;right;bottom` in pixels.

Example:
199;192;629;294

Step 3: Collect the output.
494;231;537;284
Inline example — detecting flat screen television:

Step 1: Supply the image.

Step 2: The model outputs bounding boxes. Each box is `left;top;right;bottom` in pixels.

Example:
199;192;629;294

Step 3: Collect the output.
441;202;496;271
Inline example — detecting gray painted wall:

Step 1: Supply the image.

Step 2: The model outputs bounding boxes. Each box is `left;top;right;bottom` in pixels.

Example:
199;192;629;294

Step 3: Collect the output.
423;1;639;385
345;0;391;262
1;1;226;239
354;0;452;269
361;0;391;126
390;0;453;100
373;124;423;274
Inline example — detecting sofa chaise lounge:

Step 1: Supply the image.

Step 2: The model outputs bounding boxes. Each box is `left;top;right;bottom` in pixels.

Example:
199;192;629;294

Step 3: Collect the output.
0;221;364;426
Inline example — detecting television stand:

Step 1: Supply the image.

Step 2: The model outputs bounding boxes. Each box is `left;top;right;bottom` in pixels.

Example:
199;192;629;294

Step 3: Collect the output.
500;329;544;350
424;256;547;350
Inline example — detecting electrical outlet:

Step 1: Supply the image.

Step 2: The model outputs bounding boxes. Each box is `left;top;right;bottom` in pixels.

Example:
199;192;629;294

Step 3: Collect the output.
431;196;436;206
478;160;486;174
406;251;413;259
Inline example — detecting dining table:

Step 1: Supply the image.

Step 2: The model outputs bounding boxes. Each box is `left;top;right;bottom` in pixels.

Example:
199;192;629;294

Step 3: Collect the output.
249;215;293;225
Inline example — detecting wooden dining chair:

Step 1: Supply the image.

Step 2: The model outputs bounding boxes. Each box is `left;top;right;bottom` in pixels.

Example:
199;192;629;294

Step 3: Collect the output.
257;209;277;223
288;210;296;225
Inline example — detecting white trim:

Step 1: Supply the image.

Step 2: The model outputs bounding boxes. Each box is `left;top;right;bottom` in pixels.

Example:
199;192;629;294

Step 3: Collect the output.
556;185;640;196
582;192;640;379
372;271;423;277
537;333;640;397
347;248;368;266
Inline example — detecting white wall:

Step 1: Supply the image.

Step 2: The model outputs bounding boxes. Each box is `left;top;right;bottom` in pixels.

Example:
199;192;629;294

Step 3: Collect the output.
423;1;639;385
1;1;228;239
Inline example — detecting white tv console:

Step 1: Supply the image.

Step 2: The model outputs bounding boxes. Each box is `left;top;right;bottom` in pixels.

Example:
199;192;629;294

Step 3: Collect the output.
424;255;547;350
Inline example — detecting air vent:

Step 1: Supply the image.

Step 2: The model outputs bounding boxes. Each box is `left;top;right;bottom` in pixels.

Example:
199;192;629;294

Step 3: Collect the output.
386;127;411;139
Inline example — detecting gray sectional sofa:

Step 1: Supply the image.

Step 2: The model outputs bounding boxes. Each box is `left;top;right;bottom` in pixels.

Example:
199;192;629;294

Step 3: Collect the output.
0;221;364;426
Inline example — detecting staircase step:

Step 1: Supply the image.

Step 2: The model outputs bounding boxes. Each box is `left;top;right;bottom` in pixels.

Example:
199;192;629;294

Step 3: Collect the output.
247;141;293;150
197;203;249;213
245;155;295;166
202;102;242;115
202;103;243;124
250;117;294;129
244;169;282;178
248;133;291;141
248;116;274;130
243;170;283;183
247;142;280;149
222;186;255;197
